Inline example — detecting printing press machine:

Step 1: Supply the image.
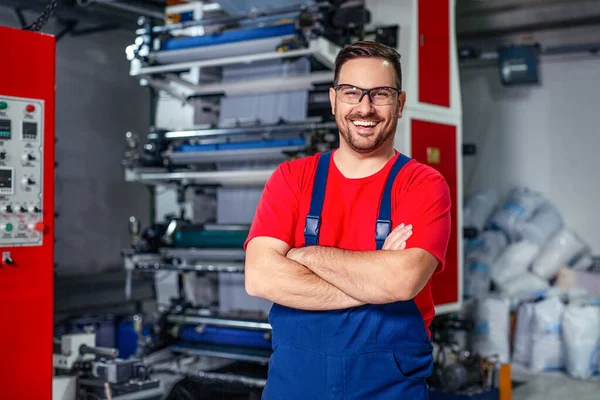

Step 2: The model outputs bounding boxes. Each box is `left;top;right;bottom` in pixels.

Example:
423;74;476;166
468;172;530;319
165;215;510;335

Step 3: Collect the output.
112;0;478;398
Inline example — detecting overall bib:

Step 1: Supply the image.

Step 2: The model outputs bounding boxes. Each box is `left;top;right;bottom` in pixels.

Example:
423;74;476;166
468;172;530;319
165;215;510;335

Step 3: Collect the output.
262;152;434;400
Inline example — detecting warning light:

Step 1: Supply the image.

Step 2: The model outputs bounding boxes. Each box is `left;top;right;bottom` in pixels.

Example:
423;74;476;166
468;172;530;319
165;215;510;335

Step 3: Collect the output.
26;104;35;113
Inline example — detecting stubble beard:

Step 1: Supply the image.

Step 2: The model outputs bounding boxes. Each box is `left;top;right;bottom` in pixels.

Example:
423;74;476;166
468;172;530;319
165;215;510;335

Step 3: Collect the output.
336;112;397;154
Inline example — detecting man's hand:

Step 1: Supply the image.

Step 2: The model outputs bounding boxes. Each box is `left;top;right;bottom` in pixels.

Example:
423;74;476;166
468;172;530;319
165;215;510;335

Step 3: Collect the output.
286;223;413;262
382;223;413;250
284;222;440;304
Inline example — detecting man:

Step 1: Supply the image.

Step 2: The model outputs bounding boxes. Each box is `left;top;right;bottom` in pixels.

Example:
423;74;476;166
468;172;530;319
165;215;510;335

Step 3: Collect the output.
244;41;452;399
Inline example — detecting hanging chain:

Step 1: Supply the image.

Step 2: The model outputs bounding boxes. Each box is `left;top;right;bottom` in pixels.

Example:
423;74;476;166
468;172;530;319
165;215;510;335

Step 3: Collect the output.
25;0;59;32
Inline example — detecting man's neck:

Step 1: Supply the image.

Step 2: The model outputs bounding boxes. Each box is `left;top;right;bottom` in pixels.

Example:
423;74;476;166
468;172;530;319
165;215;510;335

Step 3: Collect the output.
333;143;396;179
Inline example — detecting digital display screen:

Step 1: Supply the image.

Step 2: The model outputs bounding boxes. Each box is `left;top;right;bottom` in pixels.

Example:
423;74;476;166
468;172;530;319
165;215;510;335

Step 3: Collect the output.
22;122;37;139
0;168;12;189
0;119;11;140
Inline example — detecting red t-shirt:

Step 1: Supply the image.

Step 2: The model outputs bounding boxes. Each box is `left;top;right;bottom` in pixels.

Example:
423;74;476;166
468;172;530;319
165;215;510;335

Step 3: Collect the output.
244;149;452;332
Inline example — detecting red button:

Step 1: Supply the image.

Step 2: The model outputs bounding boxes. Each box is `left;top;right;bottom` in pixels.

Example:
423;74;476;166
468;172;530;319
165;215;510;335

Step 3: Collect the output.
26;104;35;113
34;222;45;232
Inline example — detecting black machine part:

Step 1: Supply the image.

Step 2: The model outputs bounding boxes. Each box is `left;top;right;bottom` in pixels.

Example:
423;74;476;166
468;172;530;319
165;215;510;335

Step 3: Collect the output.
92;359;150;384
439;361;483;392
80;344;119;359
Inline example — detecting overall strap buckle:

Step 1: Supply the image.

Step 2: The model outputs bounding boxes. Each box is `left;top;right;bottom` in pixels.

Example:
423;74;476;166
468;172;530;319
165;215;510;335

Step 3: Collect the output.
304;152;331;246
376;154;412;250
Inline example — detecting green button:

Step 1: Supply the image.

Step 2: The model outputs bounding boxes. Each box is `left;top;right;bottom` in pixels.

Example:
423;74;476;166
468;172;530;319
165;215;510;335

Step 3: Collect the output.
0;102;7;110
5;223;12;232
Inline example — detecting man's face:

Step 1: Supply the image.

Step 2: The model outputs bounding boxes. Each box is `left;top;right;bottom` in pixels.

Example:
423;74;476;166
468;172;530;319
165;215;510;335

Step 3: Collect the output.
329;57;405;154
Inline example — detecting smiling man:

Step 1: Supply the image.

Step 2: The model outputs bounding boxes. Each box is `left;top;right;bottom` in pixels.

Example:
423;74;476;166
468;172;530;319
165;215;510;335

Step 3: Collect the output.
244;41;452;399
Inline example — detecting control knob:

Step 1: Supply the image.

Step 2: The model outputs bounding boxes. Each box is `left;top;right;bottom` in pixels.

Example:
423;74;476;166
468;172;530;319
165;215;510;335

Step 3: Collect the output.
0;223;14;232
19;205;27;213
21;177;35;187
0;151;7;160
21;153;36;165
28;204;41;213
2;204;12;213
27;222;45;233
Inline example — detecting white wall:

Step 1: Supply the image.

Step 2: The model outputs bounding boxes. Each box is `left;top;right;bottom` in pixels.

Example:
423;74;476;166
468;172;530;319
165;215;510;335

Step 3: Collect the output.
460;54;600;252
0;7;151;275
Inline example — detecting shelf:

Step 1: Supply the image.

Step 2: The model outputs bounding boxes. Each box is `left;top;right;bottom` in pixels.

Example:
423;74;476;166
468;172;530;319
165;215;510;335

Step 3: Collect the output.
124;167;275;186
164;119;336;140
135;261;244;274
170;343;271;365
166;145;302;164
160;248;246;262
167;313;271;331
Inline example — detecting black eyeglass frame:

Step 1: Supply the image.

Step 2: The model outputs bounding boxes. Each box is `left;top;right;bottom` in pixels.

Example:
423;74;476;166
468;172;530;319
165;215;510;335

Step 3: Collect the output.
333;84;403;105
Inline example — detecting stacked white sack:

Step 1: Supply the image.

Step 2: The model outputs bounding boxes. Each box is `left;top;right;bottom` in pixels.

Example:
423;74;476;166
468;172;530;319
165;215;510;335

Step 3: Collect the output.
562;303;600;380
531;229;588;280
471;296;511;363
530;297;566;373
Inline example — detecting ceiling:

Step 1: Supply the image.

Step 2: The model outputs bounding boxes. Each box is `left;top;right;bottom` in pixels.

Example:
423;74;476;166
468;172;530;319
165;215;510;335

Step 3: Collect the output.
3;0;599;50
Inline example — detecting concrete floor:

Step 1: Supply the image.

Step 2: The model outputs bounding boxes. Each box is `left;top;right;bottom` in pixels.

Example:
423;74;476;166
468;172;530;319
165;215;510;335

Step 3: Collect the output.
512;365;599;400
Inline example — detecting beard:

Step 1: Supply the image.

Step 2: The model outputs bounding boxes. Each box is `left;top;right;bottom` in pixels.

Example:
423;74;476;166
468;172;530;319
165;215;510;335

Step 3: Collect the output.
336;111;397;154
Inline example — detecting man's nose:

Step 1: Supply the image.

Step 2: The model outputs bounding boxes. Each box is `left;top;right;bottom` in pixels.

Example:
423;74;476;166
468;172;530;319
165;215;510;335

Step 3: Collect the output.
355;92;375;113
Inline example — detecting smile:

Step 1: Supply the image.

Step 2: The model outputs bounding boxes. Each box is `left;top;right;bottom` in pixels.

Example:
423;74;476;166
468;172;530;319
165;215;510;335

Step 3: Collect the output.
352;120;379;127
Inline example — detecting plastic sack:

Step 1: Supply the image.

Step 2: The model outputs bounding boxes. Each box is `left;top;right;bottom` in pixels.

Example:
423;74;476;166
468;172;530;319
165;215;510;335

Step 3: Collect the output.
465;231;509;298
531;229;587;280
465;230;509;266
515;202;563;247
571;253;594;271
555;267;600;300
530;297;566;373
490;241;541;286
562;303;600;380
512;302;535;367
471;296;511;363
463;189;499;232
498;272;550;302
489;188;547;241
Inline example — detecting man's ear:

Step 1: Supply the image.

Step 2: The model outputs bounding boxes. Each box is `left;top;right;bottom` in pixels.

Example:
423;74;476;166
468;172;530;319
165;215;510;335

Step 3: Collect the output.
397;91;407;118
329;87;336;115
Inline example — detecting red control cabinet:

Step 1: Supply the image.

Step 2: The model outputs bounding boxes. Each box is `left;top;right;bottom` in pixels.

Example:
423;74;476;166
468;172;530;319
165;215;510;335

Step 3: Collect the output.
0;27;55;399
418;0;451;107
411;119;459;306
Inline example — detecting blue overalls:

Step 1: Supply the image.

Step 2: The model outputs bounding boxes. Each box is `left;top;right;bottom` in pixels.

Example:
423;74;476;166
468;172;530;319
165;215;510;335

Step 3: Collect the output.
262;152;434;400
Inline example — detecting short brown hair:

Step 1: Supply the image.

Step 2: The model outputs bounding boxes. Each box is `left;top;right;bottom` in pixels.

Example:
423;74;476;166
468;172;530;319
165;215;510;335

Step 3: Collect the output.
333;41;402;90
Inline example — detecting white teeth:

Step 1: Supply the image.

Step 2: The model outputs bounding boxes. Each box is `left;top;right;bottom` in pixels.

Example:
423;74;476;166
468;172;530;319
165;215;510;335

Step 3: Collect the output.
352;120;378;127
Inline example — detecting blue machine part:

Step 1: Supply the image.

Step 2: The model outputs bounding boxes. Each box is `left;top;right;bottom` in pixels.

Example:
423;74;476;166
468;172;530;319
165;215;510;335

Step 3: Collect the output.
173;138;305;153
160;23;297;51
428;388;499;400
117;319;154;359
178;325;271;350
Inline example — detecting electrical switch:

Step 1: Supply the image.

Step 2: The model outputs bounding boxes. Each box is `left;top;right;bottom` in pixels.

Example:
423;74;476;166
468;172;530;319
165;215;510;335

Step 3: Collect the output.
0;101;7;110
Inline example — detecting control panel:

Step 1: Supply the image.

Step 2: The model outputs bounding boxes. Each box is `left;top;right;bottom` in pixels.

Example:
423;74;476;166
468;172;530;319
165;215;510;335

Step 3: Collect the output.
0;95;44;246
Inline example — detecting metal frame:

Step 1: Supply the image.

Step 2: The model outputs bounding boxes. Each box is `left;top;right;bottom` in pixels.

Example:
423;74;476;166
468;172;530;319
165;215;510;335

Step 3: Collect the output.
124;167;276;186
130;37;340;98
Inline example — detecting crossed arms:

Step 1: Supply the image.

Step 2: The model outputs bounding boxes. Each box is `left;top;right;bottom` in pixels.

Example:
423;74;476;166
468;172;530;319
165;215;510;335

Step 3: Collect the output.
244;224;441;311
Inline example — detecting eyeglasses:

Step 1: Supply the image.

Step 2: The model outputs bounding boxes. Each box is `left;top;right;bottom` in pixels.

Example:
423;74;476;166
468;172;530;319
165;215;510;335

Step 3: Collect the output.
334;84;401;106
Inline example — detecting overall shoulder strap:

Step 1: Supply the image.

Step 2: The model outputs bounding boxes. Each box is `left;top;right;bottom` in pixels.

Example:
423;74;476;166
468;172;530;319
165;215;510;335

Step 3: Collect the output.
375;153;412;250
304;151;331;246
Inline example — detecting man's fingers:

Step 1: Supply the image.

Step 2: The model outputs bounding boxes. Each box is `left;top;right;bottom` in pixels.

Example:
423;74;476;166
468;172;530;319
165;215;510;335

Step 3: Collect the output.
383;224;413;250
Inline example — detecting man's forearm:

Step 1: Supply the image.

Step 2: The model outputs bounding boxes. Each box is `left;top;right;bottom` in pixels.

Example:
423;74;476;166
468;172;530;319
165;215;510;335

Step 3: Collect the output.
288;246;432;304
245;250;365;311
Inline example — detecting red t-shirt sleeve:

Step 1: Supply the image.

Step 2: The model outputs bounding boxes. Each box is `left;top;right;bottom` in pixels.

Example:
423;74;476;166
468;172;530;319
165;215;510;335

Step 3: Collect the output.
394;165;452;273
244;161;300;250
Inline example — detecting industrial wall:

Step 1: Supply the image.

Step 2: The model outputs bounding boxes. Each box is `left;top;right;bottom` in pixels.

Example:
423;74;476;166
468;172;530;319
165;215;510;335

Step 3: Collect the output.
461;54;600;252
0;6;151;275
